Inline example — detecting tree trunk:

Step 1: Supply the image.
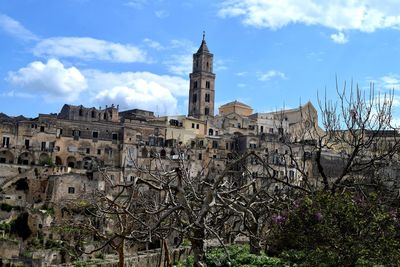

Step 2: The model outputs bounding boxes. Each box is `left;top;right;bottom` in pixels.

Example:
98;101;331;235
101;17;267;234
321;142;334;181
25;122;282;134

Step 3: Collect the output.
191;228;206;267
117;239;125;267
163;239;172;267
249;224;261;255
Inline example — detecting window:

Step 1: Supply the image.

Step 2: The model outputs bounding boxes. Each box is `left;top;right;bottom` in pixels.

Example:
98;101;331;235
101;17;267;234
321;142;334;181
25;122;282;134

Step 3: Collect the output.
40;126;45;132
91;110;96;118
215;131;218;136
2;136;10;148
72;130;81;137
199;140;204;147
205;93;210;102
193;81;198;89
149;136;156;146
25;139;30;149
209;129;214;136
86;148;90;154
198;153;202;160
97;149;101;155
212;141;218;149
112;133;118;140
205;107;210;115
269;128;274;133
79;109;83;116
192;123;195;128
68;187;75;194
206;81;210;89
92;131;99;139
192;94;197;103
249;143;257;149
41;142;46;151
260;126;264;133
196;124;199;129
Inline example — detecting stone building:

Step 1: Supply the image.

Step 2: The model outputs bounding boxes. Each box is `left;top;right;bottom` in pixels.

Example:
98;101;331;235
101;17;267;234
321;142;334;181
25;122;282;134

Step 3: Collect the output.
0;36;325;204
0;36;328;265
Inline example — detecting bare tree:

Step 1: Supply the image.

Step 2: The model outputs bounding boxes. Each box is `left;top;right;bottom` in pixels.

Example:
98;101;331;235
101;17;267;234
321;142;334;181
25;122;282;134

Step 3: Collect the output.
146;152;258;266
57;167;176;267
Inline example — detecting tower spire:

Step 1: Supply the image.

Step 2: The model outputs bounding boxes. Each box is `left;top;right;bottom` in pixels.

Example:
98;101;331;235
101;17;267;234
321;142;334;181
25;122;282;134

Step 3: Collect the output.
188;34;215;120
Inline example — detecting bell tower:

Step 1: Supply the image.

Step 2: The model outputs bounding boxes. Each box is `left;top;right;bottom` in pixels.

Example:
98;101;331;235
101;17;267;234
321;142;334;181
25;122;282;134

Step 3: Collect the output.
188;32;215;120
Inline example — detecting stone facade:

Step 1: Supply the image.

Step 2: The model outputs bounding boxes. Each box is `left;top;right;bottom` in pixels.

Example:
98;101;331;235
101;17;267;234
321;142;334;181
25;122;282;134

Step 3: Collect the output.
0;36;327;266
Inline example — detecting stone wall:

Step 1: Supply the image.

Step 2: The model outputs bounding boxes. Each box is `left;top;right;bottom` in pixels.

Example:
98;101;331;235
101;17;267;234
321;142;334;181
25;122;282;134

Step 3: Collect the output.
56;247;191;267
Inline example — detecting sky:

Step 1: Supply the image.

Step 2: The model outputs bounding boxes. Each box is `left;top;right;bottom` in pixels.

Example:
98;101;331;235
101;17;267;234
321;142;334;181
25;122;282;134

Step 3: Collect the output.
1;0;400;122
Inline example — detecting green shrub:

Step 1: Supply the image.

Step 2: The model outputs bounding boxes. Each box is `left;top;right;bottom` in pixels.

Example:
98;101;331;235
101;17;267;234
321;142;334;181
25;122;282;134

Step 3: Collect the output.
176;245;284;267
268;191;400;266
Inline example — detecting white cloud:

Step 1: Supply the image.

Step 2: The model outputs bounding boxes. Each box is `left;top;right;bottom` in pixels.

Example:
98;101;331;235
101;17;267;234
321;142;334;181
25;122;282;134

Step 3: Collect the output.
33;37;148;63
330;32;348;44
258;70;287;81
85;70;188;114
236;72;248;76
214;59;228;72
143;38;164;50
124;0;147;8
96;83;178;114
155;10;169;18
164;54;193;76
380;74;400;90
162;39;197;76
218;1;400;33
0;14;38;41
8;59;87;101
6;60;189;114
84;70;188;97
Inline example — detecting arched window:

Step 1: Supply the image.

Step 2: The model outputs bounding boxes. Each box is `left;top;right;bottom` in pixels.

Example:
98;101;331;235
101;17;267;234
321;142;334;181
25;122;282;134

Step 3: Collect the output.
208;129;214;136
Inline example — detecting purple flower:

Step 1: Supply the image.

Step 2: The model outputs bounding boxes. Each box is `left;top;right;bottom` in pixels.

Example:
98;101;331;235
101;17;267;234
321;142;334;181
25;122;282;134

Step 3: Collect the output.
272;214;286;225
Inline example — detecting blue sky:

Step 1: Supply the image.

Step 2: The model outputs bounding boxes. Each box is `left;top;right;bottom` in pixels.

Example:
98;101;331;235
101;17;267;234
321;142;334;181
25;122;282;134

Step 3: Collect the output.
0;0;400;122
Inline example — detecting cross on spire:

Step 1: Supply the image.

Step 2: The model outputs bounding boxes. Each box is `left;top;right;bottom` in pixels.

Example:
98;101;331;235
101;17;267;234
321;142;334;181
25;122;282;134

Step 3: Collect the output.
203;31;205;41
